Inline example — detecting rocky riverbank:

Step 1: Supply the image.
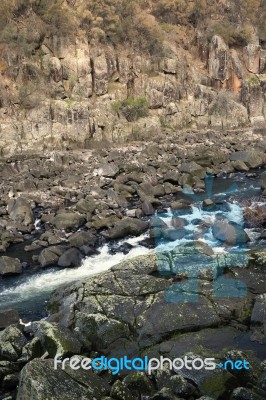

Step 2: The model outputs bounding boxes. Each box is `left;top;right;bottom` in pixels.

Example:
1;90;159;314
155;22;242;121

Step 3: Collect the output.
0;129;266;399
1;129;266;276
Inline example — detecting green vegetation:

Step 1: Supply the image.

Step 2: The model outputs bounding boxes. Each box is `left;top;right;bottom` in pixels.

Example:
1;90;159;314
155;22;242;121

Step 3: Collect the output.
113;97;149;121
245;74;260;88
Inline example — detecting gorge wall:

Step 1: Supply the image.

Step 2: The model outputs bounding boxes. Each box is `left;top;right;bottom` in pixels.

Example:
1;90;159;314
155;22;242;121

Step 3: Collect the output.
0;2;266;156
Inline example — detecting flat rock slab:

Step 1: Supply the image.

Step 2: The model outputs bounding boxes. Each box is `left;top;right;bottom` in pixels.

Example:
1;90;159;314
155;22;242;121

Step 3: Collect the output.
48;252;256;358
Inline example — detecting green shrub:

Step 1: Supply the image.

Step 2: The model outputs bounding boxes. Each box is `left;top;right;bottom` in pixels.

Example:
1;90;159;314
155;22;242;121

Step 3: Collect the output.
113;96;149;121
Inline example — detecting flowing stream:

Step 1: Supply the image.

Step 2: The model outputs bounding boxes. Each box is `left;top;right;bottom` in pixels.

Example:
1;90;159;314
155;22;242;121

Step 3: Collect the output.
0;170;265;320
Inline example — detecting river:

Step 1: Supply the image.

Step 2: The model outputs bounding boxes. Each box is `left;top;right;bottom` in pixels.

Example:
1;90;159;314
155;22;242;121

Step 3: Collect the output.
0;170;265;321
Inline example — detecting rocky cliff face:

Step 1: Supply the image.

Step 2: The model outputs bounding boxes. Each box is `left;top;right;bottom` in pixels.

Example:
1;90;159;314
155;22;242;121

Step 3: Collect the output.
0;7;265;156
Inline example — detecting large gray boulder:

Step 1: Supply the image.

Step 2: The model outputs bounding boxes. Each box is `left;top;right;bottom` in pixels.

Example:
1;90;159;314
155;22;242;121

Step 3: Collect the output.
0;325;27;361
58;248;83;268
96;163;119;178
68;231;96;247
31;321;82;357
16;359;110;400
180;162;206;179
38;247;65;268
52;213;85;230
76;198;96;214
0;256;22;276
212;221;250;245
7;197;34;226
229;151;265;169
103;217;149;239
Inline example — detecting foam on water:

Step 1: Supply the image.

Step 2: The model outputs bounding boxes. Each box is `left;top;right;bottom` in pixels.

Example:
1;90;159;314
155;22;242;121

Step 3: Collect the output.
155;202;246;254
34;218;42;231
0;233;151;308
227;203;243;225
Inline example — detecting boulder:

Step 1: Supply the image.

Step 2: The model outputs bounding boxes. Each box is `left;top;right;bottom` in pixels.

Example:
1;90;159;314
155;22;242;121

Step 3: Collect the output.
32;320;82;357
178;354;237;399
7;197;34;226
0;256;22;276
90;214;120;230
68;231;96;247
202;199;216;210
171;200;193;215
53;213;85;230
76;199;96;214
58;248;83;268
16;359;110;400
0;325;27;361
212;221;250;245
163;228;188;242
110;380;135;400
103;218;149;239
38;246;65;268
96;163;119;178
180;162;206;179
75;313;130;352
172;216;188;229
124;372;154;395
229;151;264;169
142;201;154;216
150;216;169;239
21;337;43;362
139;182;155;196
163;182;181;194
231;160;249;172
163;170;180;184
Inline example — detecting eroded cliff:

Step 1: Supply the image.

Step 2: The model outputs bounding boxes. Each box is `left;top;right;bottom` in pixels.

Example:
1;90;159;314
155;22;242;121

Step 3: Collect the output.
0;0;265;156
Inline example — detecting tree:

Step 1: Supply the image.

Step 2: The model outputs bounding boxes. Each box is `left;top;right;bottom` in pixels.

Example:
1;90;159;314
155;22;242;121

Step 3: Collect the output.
113;97;149;121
